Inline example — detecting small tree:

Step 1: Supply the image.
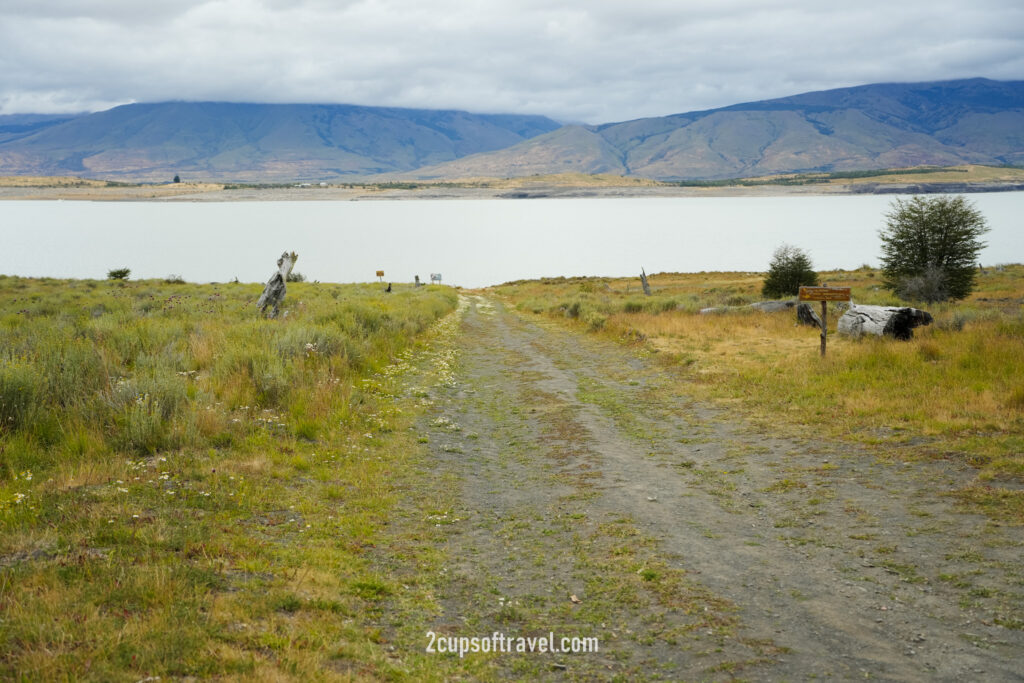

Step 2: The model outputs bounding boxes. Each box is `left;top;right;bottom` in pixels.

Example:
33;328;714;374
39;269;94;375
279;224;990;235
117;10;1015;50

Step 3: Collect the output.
879;195;989;302
173;174;181;183
107;267;131;280
762;244;818;299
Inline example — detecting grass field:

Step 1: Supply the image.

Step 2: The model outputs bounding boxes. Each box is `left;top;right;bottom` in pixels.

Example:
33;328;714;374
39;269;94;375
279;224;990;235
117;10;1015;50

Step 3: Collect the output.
3;263;1023;678
493;265;1024;522
0;276;467;680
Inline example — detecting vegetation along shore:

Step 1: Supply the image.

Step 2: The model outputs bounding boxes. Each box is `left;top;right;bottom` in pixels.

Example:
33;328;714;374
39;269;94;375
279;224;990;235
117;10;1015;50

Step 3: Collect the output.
2;165;1024;201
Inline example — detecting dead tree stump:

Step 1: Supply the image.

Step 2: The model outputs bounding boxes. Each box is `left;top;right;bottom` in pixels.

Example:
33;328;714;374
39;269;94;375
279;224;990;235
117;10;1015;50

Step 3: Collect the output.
257;251;297;318
837;304;933;340
640;268;651;296
796;303;823;329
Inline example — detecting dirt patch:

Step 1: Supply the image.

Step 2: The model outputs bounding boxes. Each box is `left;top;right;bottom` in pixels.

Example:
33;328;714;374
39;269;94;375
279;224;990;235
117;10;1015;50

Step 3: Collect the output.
400;295;1023;680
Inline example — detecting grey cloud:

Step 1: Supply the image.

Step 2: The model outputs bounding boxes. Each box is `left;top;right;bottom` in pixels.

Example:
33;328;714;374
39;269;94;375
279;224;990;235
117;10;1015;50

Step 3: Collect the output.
1;0;1021;122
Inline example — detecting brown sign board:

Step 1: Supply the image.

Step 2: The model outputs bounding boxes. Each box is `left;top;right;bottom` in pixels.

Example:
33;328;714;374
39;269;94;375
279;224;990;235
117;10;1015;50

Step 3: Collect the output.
376;270;385;277
799;286;851;302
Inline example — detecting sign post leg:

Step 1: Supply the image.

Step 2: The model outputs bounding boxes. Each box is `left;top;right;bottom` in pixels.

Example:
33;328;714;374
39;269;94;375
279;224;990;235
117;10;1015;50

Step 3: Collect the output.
799;287;850;358
820;301;827;357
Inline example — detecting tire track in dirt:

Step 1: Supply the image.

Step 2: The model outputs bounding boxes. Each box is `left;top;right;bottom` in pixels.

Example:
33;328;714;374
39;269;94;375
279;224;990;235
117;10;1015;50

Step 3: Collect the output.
413;295;1023;681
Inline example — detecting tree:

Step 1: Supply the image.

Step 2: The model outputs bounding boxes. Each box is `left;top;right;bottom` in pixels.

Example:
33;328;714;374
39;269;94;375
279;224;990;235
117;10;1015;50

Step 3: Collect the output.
879;195;988;302
107;267;131;280
762;244;818;298
173;174;181;183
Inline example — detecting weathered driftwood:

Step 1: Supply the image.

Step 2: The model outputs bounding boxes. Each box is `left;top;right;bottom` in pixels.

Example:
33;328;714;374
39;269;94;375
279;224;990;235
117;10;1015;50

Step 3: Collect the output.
256;251;297;318
749;300;795;313
640;268;651;296
796;303;823;328
699;299;797;315
837;304;933;340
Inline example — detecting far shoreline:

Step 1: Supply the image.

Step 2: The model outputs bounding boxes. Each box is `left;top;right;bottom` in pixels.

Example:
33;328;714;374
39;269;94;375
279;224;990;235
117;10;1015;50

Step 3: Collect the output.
2;166;1024;202
4;182;1024;203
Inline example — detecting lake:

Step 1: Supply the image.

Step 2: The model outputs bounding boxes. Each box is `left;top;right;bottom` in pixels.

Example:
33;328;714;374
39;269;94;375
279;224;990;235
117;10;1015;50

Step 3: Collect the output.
1;194;1022;288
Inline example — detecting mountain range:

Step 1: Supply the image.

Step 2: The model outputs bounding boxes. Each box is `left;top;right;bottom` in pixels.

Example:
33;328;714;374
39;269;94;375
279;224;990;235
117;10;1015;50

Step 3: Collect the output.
0;78;1022;182
0;103;561;182
403;79;1024;180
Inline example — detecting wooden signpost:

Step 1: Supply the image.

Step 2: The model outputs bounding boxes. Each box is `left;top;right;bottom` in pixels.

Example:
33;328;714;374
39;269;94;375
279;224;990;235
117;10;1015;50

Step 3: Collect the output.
376;270;384;282
798;286;851;356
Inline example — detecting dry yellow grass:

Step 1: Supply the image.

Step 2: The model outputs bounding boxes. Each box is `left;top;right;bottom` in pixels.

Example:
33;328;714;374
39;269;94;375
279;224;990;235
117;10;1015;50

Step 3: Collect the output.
0;175;225;199
494;265;1024;502
0;175;111;187
835;164;1024;185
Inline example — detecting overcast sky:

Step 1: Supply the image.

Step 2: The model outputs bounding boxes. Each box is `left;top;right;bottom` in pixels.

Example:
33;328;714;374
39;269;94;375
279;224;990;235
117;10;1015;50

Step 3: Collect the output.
1;0;1022;123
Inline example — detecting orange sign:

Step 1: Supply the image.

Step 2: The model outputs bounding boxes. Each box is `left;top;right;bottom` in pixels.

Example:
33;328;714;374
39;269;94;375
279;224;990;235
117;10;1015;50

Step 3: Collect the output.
375;270;385;277
799;286;851;302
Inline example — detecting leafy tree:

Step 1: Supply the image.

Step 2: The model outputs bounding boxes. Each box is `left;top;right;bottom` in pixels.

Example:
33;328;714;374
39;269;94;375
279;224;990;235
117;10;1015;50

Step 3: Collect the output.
173;174;181;183
879;195;988;302
107;267;131;280
762;244;818;298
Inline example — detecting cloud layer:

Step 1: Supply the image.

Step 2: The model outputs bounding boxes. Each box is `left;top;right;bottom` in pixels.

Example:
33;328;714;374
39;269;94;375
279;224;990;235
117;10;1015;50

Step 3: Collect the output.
2;0;1022;122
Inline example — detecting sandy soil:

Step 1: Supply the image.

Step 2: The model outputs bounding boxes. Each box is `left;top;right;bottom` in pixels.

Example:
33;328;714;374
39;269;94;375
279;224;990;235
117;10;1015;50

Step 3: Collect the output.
396;295;1023;680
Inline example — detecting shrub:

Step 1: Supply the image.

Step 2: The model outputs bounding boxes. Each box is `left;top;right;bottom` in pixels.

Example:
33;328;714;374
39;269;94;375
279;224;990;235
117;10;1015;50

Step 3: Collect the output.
0;361;41;431
894;264;949;304
583;310;607;331
880;195;989;302
762;244;818;298
38;341;109;408
114;398;168;455
286;271;306;283
107;268;131;280
275;325;347;359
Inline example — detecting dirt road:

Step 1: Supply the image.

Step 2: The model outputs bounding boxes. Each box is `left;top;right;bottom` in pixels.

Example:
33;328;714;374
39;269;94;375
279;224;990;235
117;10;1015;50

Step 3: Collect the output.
408;295;1023;681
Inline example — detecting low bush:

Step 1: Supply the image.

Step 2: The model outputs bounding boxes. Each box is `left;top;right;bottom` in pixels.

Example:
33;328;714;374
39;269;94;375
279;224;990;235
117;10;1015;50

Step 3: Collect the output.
0;360;41;431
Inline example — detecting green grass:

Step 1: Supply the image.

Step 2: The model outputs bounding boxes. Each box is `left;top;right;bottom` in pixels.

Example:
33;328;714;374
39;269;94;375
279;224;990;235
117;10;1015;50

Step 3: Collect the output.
0;276;460;679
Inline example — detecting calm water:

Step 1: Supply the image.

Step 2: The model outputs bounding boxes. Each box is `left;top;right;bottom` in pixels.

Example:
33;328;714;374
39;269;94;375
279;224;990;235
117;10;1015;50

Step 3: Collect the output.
1;195;1022;288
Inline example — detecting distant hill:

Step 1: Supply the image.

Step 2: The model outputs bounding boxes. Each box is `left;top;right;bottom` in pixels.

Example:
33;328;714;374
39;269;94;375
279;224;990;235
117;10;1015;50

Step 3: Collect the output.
0;114;83;144
1;80;1021;183
0;102;561;182
399;79;1024;181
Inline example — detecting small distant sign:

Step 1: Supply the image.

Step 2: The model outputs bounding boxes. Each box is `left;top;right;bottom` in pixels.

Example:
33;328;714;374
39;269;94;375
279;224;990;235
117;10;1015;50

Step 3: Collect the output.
376;270;385;279
799;286;851;302
430;273;442;283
